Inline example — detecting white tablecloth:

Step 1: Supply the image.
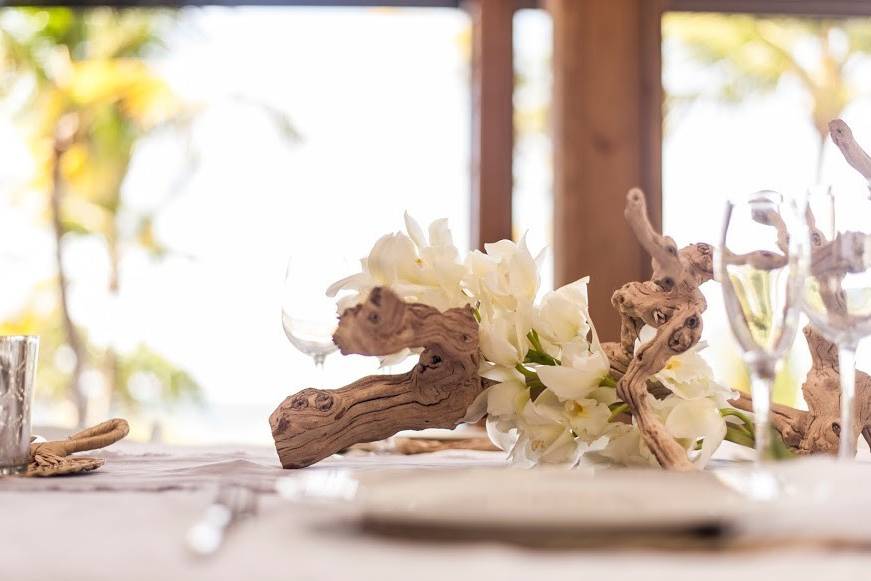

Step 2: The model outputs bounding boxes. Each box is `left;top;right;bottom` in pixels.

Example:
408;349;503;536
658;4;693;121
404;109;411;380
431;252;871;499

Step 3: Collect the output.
3;442;871;581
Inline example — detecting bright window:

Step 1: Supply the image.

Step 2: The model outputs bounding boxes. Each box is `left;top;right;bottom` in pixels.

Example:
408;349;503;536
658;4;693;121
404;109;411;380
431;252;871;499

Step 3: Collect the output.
0;6;471;443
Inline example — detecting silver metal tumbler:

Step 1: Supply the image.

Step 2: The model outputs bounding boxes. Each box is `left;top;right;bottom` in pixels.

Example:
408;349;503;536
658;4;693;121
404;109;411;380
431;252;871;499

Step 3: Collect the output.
0;336;38;475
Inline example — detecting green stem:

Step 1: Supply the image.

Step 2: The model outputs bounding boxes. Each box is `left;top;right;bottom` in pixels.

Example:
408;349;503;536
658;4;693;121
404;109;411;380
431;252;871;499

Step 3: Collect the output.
527;329;544;353
599;374;618;388
724;425;755;448
524;349;560;366
524;330;560;366
720;407;755;439
515;363;537;380
608;402;629;421
515;363;547;400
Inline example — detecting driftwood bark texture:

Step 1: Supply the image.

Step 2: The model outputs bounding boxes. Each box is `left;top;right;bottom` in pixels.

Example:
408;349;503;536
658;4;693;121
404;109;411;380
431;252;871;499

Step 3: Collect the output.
270;287;490;468
732;326;871;455
602;188;714;471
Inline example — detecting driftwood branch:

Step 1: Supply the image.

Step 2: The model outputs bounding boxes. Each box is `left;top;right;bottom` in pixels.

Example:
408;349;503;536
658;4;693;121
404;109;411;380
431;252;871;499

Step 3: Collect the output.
270;287;490;468
830;119;871;180
605;188;714;471
732;326;871;454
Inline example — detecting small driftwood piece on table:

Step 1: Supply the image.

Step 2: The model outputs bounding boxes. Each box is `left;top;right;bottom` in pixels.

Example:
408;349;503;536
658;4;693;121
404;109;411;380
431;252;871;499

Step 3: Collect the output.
731;118;871;456
270;287;490;468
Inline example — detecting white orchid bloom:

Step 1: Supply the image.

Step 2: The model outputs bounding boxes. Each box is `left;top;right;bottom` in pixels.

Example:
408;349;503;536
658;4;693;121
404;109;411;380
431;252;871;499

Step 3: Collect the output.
462;365;526;424
534;277;592;347
598;423;659;467
512;427;579;466
537;334;610;401
486;378;530;417
636;325;736;404
508;396;580;465
478;307;533;367
327;213;471;314
464;234;541;314
664;397;727;468
529;389;611;444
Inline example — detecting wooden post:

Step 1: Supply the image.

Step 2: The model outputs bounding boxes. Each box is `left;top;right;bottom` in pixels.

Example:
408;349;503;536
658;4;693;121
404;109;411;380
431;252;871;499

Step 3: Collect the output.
549;0;664;339
468;0;515;250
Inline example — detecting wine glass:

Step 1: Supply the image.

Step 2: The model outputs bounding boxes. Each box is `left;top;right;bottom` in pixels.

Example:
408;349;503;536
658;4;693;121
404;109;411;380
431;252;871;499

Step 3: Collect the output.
717;191;807;464
281;255;355;369
802;185;871;460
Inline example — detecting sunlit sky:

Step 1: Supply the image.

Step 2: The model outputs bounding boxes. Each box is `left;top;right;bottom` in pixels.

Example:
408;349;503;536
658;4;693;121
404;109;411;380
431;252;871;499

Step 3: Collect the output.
1;7;869;443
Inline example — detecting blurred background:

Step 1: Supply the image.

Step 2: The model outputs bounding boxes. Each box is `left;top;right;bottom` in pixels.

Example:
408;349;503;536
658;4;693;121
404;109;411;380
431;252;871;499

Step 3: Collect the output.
1;0;870;445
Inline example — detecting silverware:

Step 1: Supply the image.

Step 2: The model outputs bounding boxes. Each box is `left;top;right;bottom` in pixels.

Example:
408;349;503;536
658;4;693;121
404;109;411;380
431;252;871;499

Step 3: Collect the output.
186;484;258;557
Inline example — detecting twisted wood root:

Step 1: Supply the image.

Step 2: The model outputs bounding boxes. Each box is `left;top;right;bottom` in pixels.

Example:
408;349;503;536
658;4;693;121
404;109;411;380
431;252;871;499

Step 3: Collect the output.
732;326;871;455
604;188;714;471
270;287;490;468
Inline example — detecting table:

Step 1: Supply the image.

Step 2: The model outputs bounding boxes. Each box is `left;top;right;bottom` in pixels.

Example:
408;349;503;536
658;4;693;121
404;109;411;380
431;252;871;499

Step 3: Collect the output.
3;441;871;581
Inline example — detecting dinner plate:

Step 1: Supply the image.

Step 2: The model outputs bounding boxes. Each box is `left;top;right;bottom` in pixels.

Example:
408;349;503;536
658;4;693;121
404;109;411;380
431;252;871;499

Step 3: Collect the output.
278;466;752;535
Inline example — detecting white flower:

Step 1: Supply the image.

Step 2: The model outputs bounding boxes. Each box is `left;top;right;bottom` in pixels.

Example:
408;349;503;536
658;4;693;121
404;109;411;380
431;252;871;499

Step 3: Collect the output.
508;397;580;466
534;389;611;444
537;335;610;401
478;307;533;367
468;237;543;368
327;213;470;313
534;277;592;347
485;378;529;417
598;423;659;467
663;398;726;468
637;326;736;405
464;234;541;315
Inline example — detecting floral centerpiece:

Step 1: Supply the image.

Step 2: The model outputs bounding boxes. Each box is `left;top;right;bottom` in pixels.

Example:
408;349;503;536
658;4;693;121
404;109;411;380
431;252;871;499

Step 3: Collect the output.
326;213;754;468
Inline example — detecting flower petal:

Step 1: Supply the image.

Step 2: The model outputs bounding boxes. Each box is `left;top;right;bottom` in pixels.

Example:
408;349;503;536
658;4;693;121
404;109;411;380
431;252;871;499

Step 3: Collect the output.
537;359;605;401
403;212;427;250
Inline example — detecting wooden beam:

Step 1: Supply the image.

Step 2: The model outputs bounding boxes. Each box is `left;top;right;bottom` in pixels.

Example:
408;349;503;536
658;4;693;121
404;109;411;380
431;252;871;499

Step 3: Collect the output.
667;0;871;17
468;0;515;250
548;0;664;340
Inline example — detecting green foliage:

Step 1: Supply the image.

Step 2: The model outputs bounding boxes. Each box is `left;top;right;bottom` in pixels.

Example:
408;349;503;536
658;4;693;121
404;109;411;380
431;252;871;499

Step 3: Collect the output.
665;14;871;142
0;7;201;418
115;345;203;410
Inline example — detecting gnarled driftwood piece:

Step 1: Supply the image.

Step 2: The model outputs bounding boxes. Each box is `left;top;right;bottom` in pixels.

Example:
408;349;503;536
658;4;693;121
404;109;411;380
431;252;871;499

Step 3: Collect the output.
604;188;714;471
270;287;490;468
830;118;871;180
732;326;871;454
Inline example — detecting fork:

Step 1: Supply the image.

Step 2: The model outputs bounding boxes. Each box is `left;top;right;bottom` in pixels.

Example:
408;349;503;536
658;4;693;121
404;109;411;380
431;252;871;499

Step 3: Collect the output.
186;484;258;557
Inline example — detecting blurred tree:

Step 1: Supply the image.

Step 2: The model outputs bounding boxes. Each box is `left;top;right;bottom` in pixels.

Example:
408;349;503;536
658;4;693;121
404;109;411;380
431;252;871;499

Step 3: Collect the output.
0;8;201;425
665;14;871;179
663;14;871;405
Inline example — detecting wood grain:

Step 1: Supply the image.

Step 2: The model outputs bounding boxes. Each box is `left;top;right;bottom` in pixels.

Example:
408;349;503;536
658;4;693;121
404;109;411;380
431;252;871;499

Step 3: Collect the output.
549;0;664;340
469;0;515;250
270;288;491;468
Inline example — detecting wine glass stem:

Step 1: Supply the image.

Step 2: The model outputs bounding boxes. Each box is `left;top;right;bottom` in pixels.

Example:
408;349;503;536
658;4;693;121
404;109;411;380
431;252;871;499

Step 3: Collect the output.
313;353;327;370
749;362;776;463
838;345;857;460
